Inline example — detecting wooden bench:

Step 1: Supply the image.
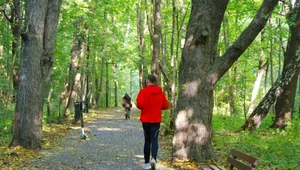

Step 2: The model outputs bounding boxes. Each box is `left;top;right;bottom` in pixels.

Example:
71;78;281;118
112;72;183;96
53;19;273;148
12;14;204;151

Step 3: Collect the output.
200;149;258;170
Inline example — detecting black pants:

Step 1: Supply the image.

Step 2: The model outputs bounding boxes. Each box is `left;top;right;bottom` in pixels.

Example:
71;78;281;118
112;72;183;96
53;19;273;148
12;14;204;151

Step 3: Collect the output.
142;123;160;163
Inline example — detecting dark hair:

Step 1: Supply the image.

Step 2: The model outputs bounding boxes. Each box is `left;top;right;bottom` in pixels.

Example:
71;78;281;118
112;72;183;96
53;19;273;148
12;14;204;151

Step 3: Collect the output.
146;75;157;84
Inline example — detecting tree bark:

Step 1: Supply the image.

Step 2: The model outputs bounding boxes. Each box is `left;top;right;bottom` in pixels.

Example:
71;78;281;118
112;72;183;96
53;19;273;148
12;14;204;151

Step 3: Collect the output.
47;82;53;118
168;0;177;131
173;0;278;161
242;0;300;130
137;2;147;89
241;54;300;131
95;56;105;108
271;0;300;128
10;0;62;149
248;31;268;115
173;0;230;161
3;0;21;131
169;0;188;131
151;0;162;82
62;22;86;117
113;64;118;107
105;61;109;108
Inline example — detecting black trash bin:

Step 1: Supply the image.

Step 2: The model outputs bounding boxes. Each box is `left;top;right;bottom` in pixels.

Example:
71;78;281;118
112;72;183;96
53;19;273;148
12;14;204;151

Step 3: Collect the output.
74;102;83;123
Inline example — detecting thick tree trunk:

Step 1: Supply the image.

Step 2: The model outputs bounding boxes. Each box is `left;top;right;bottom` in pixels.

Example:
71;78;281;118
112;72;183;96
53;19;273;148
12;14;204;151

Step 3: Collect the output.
173;0;229;161
241;55;300;131
242;1;300;130
10;0;61;149
242;0;300;131
173;0;278;161
271;71;299;128
271;0;300;128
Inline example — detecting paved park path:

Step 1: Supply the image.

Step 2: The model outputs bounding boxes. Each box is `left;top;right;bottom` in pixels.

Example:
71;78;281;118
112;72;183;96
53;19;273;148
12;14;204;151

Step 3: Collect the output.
20;107;174;170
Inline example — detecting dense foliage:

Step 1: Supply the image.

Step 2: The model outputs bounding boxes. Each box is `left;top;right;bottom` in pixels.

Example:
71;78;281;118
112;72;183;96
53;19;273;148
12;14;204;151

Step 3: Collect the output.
0;0;299;168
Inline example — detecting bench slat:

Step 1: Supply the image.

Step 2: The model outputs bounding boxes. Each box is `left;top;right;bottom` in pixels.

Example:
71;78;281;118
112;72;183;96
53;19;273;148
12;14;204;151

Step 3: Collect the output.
227;157;253;170
200;164;226;170
231;149;258;166
210;165;223;170
200;165;213;170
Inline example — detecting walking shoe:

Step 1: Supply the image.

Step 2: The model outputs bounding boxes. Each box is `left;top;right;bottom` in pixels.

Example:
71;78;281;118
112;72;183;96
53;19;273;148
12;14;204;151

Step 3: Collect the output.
150;158;156;170
142;163;151;169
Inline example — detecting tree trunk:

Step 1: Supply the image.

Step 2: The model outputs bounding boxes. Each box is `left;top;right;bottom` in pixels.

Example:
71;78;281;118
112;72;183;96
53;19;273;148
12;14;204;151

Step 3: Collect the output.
62;23;86;117
95;56;105;108
241;55;300;131
271;0;300;128
173;0;278;161
10;0;61;149
268;18;276;117
169;0;188;131
168;0;176;131
248;31;268;115
106;61;109;108
223;13;238;116
113;64;118;107
137;2;147;89
151;0;162;82
173;1;229;161
242;1;300;130
4;0;21;131
47;83;53;118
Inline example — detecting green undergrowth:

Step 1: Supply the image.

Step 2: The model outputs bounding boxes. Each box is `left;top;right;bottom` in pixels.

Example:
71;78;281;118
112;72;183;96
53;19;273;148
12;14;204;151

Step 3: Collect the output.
212;114;300;169
160;113;300;170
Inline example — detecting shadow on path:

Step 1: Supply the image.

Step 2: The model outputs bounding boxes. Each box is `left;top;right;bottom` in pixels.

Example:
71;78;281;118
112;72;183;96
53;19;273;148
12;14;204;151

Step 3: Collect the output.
19;107;174;170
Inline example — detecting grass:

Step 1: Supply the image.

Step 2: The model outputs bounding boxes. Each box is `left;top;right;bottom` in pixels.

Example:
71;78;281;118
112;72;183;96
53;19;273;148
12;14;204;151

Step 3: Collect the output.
159;114;300;170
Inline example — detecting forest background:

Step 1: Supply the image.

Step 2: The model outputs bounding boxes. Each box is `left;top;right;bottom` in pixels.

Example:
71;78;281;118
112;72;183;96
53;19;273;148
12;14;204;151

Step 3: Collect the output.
0;0;299;169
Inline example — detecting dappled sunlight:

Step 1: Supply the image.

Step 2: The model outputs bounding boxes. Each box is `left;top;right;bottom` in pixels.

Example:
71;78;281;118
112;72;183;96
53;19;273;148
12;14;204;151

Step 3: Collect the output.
173;108;211;159
183;81;199;97
172;146;189;160
175;109;194;129
97;127;122;132
134;154;144;159
208;73;219;88
252;114;264;128
188;121;209;144
185;35;194;49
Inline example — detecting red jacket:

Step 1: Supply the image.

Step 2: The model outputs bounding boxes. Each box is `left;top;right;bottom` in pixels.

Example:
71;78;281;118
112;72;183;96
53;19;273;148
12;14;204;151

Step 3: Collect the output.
136;85;169;123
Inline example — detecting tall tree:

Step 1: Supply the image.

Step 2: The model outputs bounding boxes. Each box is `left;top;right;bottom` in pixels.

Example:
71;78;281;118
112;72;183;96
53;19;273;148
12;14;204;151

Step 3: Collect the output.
61;20;87;117
137;1;147;89
10;0;62;149
172;0;278;161
242;0;300;131
168;0;177;130
247;31;268;115
271;0;300;128
1;0;22;128
151;0;162;80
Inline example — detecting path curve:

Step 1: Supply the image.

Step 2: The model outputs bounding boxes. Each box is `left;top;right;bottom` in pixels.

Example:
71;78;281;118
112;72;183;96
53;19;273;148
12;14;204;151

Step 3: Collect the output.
20;107;174;170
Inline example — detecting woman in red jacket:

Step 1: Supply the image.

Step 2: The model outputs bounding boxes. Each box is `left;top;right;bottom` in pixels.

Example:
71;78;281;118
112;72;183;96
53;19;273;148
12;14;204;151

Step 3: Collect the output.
136;75;169;170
